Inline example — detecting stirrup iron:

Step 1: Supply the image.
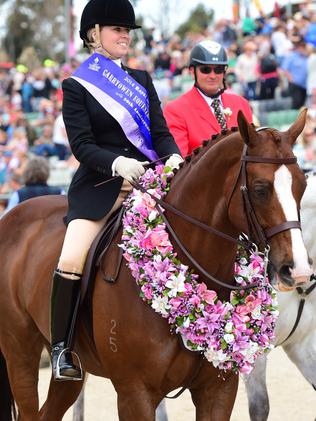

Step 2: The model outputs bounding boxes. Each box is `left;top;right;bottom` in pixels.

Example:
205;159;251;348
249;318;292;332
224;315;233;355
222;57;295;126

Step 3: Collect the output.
54;347;83;381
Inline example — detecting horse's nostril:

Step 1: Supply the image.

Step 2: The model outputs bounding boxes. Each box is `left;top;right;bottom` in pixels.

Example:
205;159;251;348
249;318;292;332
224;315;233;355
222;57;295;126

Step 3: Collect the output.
308;256;313;266
279;265;294;286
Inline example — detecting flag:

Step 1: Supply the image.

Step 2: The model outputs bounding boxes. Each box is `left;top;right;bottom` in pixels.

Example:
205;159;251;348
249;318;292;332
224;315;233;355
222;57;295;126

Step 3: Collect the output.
232;0;240;23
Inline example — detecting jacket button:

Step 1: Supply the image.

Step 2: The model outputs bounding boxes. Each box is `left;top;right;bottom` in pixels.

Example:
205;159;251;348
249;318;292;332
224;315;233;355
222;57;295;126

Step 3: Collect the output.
123;147;129;152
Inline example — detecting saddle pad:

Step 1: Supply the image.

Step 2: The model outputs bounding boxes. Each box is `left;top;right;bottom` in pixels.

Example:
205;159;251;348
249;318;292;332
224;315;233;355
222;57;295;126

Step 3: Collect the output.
80;207;124;304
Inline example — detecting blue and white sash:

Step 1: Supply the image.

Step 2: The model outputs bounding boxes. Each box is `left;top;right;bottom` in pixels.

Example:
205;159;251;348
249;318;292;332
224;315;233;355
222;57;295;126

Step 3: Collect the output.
72;53;158;161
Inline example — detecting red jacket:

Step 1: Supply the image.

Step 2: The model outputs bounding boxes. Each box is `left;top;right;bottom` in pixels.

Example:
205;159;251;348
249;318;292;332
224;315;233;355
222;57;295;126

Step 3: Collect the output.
163;87;253;157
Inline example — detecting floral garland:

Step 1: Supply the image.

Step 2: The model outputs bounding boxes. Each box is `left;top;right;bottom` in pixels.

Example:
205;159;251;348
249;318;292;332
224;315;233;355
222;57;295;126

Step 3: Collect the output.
120;165;279;374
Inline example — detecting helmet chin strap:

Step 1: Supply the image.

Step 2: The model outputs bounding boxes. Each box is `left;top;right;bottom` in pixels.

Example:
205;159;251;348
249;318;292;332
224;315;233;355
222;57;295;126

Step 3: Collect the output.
93;24;120;60
193;67;227;99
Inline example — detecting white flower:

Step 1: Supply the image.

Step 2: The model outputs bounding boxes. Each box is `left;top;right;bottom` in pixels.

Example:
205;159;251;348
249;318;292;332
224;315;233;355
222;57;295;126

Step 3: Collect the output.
272;294;278;307
166;272;186;297
131;190;144;206
251;305;262;320
183;317;191;328
240;341;259;363
239;265;262;279
148;210;158;221
224;322;234;333
205;348;228;367
223;107;232;119
223;333;235;344
151;295;170;316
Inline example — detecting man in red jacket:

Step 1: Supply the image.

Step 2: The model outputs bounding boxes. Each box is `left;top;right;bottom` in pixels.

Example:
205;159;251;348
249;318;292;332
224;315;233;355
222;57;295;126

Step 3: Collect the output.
163;40;253;157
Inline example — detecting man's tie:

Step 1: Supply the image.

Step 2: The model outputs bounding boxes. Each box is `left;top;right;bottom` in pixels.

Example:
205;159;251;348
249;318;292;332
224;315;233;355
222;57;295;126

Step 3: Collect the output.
211;98;227;130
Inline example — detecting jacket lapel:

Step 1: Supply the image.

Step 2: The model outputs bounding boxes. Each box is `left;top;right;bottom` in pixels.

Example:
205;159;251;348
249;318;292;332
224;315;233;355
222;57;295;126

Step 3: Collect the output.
221;94;233;128
189;88;221;133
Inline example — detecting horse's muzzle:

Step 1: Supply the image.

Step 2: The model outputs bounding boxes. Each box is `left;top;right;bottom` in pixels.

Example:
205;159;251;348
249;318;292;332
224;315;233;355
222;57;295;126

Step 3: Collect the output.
268;262;313;292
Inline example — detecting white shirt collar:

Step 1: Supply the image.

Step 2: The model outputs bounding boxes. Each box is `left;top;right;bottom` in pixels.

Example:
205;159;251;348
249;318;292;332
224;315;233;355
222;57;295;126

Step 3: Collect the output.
197;88;223;108
113;58;122;67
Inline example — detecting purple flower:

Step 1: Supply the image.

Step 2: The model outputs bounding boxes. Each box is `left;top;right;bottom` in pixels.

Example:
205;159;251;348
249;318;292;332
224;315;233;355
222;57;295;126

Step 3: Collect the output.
120;165;278;374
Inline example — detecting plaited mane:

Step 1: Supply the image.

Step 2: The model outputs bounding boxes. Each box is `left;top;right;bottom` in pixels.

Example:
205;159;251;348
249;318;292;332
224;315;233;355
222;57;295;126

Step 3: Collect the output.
171;127;240;180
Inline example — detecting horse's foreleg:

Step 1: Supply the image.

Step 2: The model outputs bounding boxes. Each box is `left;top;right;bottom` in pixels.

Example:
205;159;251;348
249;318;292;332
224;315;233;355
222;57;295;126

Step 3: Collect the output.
155;399;168;421
2;329;44;420
116;383;161;421
190;371;238;421
284;332;316;389
39;373;85;421
244;354;269;421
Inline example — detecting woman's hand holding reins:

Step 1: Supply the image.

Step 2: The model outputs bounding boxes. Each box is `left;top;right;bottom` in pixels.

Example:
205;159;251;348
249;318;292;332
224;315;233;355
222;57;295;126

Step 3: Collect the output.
165;154;184;169
114;156;149;182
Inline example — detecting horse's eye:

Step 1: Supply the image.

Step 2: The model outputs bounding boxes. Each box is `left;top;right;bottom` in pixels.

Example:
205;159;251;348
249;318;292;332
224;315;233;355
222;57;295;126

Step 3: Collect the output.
252;183;270;199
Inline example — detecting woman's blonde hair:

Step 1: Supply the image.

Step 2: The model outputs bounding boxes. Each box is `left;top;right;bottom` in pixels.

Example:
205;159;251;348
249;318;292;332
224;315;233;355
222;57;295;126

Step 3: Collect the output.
85;25;118;58
86;26;102;53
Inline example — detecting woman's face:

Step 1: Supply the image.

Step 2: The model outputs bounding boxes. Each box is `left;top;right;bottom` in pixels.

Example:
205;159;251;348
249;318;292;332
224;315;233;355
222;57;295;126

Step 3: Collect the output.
100;26;132;59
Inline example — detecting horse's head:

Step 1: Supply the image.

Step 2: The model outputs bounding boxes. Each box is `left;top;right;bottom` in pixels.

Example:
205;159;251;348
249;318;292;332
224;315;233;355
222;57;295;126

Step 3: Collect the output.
232;109;313;291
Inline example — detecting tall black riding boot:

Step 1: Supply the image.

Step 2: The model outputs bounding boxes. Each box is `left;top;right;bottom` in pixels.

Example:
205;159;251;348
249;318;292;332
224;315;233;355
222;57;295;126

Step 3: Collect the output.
50;269;82;381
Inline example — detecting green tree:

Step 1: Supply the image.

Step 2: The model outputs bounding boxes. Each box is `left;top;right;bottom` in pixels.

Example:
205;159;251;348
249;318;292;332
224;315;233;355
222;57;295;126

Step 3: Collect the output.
176;4;214;39
3;0;65;63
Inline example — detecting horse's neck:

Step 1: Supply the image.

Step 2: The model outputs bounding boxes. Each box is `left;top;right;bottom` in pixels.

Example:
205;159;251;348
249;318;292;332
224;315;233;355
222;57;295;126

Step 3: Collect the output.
166;134;242;284
301;174;316;270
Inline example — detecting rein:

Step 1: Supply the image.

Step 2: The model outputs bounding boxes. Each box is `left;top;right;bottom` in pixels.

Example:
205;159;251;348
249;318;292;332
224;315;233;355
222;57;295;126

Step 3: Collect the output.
278;274;316;346
130;142;301;292
130;183;256;291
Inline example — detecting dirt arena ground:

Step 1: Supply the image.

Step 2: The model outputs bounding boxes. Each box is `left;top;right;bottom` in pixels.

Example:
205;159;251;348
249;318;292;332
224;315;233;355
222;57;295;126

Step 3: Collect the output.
39;346;316;420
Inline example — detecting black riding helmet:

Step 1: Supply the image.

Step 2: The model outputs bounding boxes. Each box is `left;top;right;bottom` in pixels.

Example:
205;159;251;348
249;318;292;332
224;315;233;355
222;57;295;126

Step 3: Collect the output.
189;40;228;98
80;0;141;44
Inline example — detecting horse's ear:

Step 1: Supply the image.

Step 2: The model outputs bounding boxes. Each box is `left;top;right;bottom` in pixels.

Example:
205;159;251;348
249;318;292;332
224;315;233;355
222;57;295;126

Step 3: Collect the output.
237;110;258;145
286;107;308;145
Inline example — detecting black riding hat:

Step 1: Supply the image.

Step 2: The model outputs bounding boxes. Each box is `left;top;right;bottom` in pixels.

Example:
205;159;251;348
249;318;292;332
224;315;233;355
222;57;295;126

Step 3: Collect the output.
79;0;141;42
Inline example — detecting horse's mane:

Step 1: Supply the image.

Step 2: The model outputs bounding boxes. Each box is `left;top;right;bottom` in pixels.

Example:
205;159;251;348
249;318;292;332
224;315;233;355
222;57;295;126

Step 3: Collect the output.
171;125;284;184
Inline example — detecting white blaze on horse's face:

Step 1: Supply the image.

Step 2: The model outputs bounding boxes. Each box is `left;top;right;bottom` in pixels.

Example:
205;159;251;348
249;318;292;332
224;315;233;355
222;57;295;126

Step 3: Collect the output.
274;165;312;284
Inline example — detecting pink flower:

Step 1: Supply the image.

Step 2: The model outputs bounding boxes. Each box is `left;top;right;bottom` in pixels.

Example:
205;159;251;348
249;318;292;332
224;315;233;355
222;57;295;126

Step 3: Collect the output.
245;294;262;311
197;283;217;304
184;282;193;295
240;362;253;375
120;165;277;374
189;295;201;306
141;284;153;300
236;304;250;315
170;297;183;308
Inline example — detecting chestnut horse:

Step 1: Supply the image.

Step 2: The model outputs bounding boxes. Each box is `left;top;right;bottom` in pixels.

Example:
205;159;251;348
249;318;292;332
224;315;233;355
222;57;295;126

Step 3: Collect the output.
0;111;312;421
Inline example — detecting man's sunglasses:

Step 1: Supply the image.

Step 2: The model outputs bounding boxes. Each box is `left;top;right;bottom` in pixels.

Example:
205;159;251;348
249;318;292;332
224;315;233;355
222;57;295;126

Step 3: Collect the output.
198;65;226;75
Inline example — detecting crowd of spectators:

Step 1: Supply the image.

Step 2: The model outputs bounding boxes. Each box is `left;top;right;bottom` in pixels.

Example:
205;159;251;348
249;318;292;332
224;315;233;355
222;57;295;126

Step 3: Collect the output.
1;1;316;213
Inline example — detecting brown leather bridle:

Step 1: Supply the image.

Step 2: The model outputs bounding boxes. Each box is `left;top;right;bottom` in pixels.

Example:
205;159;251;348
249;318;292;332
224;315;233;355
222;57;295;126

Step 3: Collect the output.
239;143;301;248
130;140;302;291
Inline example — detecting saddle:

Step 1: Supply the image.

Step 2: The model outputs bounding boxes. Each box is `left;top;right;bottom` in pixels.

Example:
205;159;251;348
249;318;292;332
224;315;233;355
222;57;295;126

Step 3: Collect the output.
80;207;124;305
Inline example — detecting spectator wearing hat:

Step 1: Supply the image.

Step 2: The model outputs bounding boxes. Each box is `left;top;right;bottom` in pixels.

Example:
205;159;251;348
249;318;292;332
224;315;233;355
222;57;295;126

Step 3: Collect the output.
163;40;253;157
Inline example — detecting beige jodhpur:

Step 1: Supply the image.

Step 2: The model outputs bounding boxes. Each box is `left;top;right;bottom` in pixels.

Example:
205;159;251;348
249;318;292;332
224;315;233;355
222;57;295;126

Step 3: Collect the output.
58;180;132;279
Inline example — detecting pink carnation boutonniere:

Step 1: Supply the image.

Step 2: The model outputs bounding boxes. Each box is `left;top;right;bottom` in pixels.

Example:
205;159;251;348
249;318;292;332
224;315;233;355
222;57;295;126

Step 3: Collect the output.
223;107;232;120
